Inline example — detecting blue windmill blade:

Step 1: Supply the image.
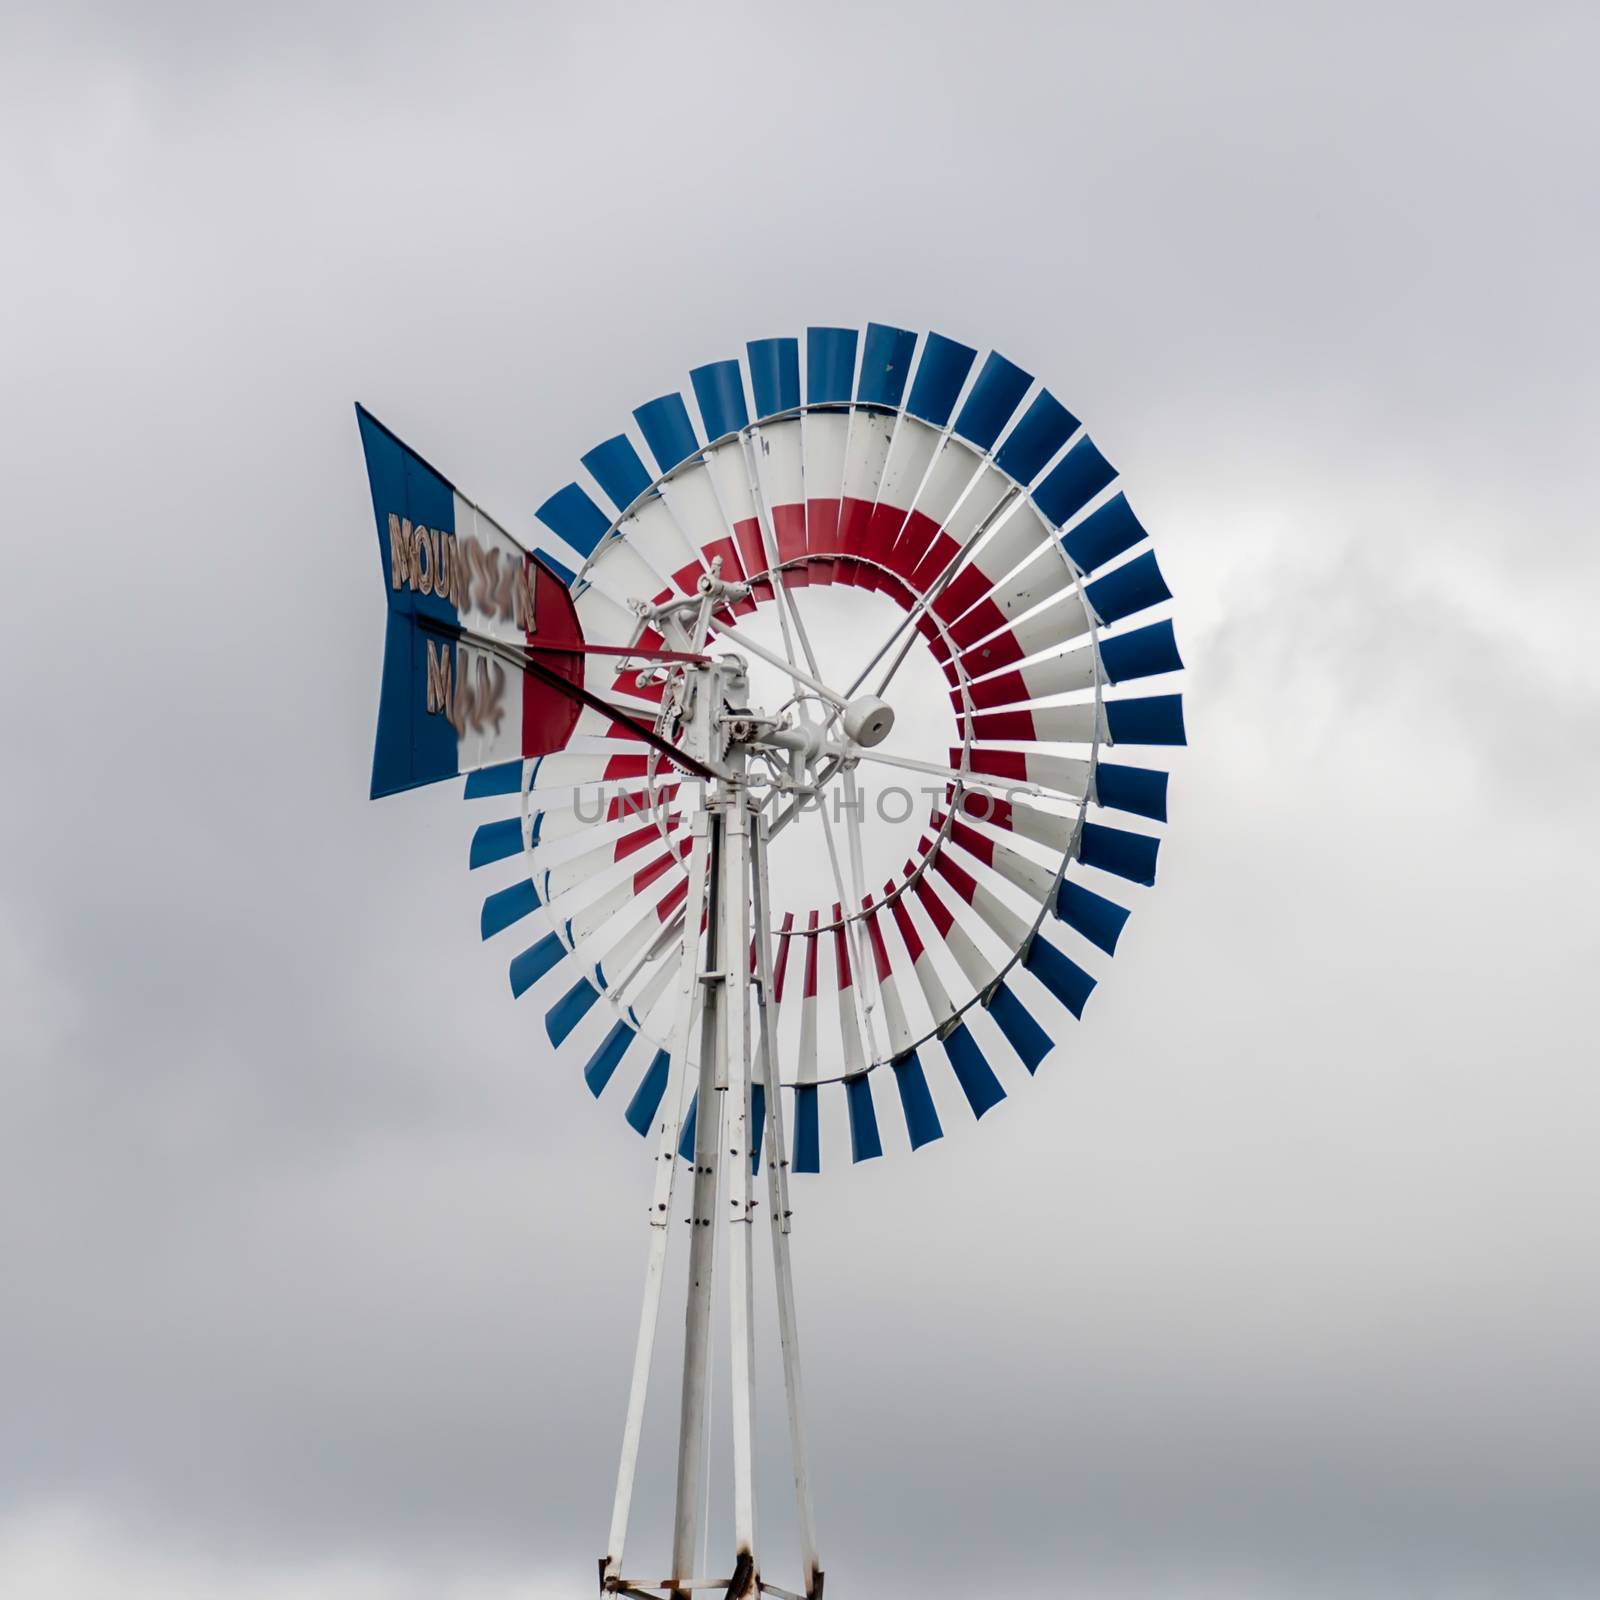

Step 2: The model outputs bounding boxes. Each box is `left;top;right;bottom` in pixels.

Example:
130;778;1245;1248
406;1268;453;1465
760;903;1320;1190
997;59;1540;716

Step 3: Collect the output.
633;393;701;476
993;389;1079;484
1085;549;1172;626
509;930;566;997
469;817;523;868
806;326;859;406
891;1051;943;1150
856;322;918;409
943;1021;1006;1119
792;1084;821;1174
1022;933;1097;1019
747;336;801;418
584;1020;635;1097
581;435;653;514
1093;763;1169;822
953;351;1033;452
984;981;1053;1074
1099;619;1184;684
905;331;978;426
1054;879;1132;956
690;359;750;442
464;760;523;799
546;974;601;1047
844;1074;883;1163
482;878;540;939
1079;821;1161;886
624;1049;670;1135
1034;436;1118;528
534;481;611;560
1062;492;1149;576
1104;694;1187;748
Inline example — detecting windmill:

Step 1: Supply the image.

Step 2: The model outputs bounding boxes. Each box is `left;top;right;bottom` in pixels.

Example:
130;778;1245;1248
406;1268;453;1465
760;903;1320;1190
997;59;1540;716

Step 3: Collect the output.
356;323;1184;1598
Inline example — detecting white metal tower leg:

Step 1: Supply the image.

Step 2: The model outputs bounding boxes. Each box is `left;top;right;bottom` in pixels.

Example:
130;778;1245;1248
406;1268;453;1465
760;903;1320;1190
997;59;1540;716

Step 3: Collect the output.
672;799;728;1584
750;812;822;1597
603;809;713;1588
722;791;759;1593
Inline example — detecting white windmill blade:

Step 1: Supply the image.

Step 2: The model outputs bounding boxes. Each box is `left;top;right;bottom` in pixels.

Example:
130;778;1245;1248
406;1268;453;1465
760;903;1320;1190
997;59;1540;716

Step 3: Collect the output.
881;876;957;1032
700;438;778;602
929;500;1059;630
926;843;1037;954
524;780;682;854
950;745;1093;802
860;412;941;568
932;805;1060;903
972;617;1184;714
953;584;1095;680
795;909;820;1087
750;417;808;586
539;812;686;906
825;901;869;1082
961;700;1109;747
860;894;917;1061
834;399;899;572
903;862;998;999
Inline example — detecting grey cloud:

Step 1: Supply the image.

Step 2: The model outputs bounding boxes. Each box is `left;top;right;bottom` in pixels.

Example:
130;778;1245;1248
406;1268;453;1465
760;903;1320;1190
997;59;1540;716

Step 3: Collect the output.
2;2;1597;1596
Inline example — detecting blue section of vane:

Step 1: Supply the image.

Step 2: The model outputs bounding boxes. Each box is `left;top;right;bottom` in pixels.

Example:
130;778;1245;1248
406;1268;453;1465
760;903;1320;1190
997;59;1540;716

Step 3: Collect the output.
1054;880;1130;955
634;394;701;475
370;611;460;798
953;351;1032;452
545;976;600;1047
535;482;611;558
793;1084;821;1173
582;435;652;513
509;931;565;996
625;1050;670;1134
1105;694;1187;747
358;408;461;798
1080;822;1160;885
1063;494;1148;575
1099;620;1183;684
748;337;801;418
1023;936;1096;1019
481;879;539;939
690;360;750;441
1093;762;1169;822
906;332;977;426
806;326;858;405
845;1074;883;1162
944;1022;1006;1117
1086;550;1171;626
470;818;523;869
856;323;917;408
464;760;522;798
1034;436;1117;528
994;390;1078;483
985;981;1052;1073
891;1051;943;1149
584;1020;634;1097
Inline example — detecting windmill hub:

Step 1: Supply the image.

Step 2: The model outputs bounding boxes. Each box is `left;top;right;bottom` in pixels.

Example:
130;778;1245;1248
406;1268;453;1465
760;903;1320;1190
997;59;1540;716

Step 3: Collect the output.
840;693;894;749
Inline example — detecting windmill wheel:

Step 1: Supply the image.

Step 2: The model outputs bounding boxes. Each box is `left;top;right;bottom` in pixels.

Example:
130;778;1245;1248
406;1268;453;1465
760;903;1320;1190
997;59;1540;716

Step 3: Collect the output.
430;324;1185;1170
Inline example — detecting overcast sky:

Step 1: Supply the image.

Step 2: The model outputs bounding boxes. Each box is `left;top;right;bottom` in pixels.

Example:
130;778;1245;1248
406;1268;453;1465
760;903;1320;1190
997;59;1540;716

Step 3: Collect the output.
3;3;1598;1596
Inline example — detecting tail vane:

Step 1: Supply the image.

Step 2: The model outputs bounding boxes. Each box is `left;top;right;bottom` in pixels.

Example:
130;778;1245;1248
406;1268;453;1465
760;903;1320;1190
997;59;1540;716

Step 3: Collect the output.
357;406;586;798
